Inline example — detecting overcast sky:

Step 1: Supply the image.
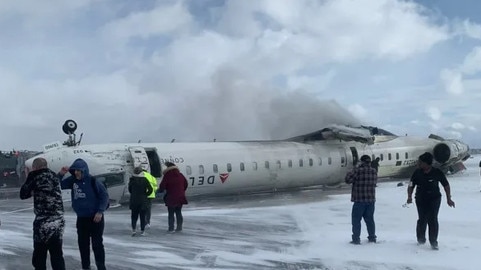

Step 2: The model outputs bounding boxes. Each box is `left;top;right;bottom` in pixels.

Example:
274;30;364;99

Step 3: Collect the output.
1;0;480;151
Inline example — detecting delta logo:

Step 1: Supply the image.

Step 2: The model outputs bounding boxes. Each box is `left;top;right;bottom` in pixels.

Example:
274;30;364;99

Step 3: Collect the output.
219;173;229;183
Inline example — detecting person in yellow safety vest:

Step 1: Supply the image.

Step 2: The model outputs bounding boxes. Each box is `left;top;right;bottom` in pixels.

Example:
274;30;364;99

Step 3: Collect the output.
143;170;158;229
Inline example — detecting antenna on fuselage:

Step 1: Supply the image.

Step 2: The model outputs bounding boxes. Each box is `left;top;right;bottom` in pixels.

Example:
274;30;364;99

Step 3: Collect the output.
62;119;79;147
77;133;83;146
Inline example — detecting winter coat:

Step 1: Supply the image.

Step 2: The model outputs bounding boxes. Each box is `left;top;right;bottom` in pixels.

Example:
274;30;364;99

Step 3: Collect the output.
20;168;65;243
60;158;109;217
158;166;188;207
128;173;153;210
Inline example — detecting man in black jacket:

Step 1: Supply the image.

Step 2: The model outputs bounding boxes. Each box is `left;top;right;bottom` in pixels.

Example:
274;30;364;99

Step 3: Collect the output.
406;152;455;250
20;157;66;270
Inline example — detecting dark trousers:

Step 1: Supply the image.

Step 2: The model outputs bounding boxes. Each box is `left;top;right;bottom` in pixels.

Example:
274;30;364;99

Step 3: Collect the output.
415;196;441;244
351;202;376;242
76;216;106;270
32;236;65;270
167;206;183;231
145;199;153;225
131;206;147;231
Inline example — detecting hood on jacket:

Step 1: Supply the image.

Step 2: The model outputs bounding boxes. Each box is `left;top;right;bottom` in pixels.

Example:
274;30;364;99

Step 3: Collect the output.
162;166;179;175
69;158;89;179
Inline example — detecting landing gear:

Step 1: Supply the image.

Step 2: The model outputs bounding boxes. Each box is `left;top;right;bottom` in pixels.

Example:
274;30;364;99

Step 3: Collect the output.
62;119;77;135
61;120;83;147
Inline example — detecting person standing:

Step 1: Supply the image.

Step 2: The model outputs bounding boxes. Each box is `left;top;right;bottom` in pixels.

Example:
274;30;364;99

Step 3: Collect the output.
158;162;188;232
142;169;157;228
371;157;380;173
20;157;66;270
479;160;481;192
59;158;109;270
345;155;378;244
129;167;153;236
406;152;455;250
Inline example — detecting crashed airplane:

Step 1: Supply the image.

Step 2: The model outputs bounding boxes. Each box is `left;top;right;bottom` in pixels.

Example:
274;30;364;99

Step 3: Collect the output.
25;120;470;205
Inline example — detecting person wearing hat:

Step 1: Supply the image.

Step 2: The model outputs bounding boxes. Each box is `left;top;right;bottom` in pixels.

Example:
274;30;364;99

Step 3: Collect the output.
158;162;188;232
406;152;455;250
345;154;378;244
129;167;153;236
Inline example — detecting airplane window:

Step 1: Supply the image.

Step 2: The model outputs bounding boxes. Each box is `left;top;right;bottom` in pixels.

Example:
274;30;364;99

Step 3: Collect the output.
252;162;258;170
396;153;400;160
186;166;192;175
240;162;245;171
288;160;292;167
265;161;269;169
405;153;408;159
341;157;345;164
309;158;313;166
299;159;303;167
276;160;281;169
388;153;392;160
227;163;232;172
318;157;322;166
213;164;218;173
199;165;204;175
380;154;384;161
328;157;332;165
95;173;124;188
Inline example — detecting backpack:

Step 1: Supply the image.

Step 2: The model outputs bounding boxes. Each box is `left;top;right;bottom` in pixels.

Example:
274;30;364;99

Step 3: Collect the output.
91;177;110;210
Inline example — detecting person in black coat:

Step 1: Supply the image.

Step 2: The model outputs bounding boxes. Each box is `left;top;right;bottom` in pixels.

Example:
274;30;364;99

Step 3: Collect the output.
406;152;455;250
129;167;153;236
20;157;66;270
371;157;380;173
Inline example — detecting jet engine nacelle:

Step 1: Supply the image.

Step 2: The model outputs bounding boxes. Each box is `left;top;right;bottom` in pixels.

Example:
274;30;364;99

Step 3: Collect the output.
433;140;469;165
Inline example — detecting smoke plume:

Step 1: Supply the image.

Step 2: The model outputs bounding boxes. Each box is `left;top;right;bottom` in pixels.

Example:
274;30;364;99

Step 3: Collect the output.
161;67;361;142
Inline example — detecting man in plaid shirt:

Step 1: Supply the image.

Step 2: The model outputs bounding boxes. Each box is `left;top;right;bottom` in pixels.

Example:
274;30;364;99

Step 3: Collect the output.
345;154;378;244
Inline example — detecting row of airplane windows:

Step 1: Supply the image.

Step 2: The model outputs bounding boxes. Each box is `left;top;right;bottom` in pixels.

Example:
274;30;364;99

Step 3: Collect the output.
184;157;332;175
182;152;410;175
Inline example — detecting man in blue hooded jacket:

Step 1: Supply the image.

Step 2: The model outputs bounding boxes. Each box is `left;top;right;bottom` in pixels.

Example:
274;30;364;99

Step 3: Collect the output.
59;158;109;270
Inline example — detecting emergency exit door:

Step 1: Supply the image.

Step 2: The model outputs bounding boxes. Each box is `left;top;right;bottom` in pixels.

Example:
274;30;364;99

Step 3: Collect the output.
128;147;151;173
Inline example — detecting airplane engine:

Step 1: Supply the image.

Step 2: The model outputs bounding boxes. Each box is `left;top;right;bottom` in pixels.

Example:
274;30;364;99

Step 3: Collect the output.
433;140;469;165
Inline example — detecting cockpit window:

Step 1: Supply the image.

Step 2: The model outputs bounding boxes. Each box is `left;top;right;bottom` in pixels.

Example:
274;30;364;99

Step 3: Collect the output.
95;173;124;188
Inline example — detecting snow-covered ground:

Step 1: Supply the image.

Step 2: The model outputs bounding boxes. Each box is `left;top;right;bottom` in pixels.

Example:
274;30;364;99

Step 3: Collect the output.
1;155;480;270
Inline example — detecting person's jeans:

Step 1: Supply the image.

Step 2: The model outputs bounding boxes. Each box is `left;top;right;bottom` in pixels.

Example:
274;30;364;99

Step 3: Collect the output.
351;202;376;242
167;206;183;231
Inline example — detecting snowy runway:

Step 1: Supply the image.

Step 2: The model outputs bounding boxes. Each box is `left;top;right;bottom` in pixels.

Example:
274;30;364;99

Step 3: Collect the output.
1;156;480;270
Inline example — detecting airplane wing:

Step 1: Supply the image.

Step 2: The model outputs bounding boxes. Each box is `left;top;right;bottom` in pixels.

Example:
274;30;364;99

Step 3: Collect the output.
287;124;375;144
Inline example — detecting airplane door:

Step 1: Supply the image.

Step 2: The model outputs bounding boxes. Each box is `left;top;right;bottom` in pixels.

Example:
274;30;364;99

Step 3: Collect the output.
350;147;359;166
128;147;151;173
339;147;347;167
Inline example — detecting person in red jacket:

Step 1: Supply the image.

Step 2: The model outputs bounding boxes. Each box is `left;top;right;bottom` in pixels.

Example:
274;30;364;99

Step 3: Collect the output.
158;162;188;232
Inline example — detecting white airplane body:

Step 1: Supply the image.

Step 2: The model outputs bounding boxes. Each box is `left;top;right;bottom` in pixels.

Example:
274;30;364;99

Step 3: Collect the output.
25;121;470;205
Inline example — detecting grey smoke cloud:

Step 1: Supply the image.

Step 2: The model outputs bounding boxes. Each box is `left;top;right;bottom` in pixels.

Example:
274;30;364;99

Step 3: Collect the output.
159;67;361;142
